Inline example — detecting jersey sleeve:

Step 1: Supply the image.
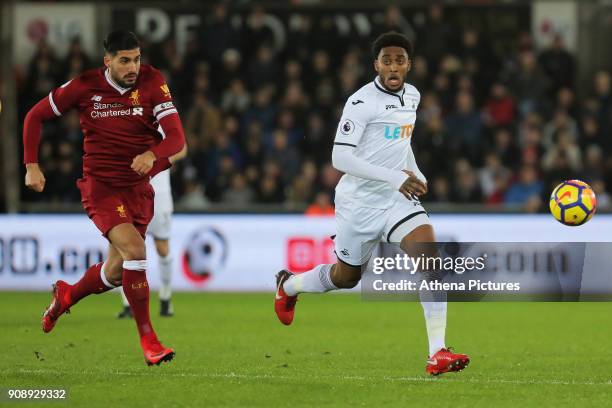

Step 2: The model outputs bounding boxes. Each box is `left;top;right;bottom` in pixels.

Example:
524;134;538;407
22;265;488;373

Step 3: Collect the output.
48;78;83;116
334;95;375;147
149;68;178;122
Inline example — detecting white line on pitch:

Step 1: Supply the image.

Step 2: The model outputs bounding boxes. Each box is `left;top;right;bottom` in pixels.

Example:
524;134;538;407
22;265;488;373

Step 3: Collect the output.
3;368;612;387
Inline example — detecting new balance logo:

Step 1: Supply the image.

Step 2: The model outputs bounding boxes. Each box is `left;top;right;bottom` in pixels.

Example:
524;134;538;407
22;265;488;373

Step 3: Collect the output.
386;104;398;110
351;100;364;105
340;249;350;256
91;95;102;102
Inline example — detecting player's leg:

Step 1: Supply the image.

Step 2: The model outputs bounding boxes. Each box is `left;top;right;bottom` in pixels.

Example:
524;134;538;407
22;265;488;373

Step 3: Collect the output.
281;258;362;295
154;237;174;316
42;240;125;333
143;208;174;316
117;236;173;319
275;203;384;325
108;222;174;365
275;260;364;325
118;290;132;318
398;224;447;357
116;240;133;319
389;210;469;375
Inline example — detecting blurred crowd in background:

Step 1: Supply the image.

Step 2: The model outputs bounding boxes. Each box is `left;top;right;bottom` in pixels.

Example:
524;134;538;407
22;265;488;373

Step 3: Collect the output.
15;4;612;212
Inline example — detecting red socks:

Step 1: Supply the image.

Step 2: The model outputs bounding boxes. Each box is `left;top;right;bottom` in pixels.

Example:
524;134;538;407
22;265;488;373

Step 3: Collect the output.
70;262;114;304
70;260;158;346
122;266;156;341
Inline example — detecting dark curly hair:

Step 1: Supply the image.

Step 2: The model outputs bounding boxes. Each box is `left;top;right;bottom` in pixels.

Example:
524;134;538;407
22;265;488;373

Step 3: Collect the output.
372;31;413;60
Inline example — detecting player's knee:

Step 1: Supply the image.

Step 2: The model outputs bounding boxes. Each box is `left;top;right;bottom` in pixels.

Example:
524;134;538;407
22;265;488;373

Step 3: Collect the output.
401;226;437;257
104;259;123;284
336;276;360;289
121;242;146;261
331;264;362;289
106;265;123;284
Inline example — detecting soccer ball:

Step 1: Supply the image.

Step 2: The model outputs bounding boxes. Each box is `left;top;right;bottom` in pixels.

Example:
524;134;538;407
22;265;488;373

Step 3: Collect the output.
549;180;597;226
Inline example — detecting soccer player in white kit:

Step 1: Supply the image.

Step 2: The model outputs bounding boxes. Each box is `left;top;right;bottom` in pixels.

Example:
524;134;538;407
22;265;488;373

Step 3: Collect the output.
274;32;469;375
118;167;178;317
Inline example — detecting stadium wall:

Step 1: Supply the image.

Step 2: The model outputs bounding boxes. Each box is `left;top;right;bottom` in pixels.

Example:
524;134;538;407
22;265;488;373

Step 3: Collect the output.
0;214;610;292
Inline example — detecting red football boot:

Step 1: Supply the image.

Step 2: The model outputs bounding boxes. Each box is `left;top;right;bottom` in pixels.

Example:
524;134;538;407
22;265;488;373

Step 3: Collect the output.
42;281;73;333
426;347;470;376
274;270;298;325
142;337;175;366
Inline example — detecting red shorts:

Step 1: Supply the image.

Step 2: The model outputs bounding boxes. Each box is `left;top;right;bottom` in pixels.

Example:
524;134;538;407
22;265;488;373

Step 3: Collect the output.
77;177;154;239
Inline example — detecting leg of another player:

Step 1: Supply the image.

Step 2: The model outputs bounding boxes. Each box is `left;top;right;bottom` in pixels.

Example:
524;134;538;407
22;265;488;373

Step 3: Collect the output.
399;225;447;357
283;261;361;296
275;259;362;325
116;242;133;319
118;289;132;318
154;238;174;317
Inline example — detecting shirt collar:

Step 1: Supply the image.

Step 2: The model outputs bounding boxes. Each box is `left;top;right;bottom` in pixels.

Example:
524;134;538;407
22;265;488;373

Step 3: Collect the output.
104;69;131;95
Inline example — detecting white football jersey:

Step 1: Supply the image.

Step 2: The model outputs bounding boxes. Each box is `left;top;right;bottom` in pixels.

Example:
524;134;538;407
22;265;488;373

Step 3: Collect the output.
334;76;422;209
150;168;174;213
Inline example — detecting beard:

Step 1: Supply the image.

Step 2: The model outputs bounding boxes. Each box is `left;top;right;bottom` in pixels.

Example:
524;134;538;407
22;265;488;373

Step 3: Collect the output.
110;70;138;88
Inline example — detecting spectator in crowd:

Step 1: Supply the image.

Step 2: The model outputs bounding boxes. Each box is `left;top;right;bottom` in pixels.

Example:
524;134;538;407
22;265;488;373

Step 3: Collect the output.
222;173;255;207
445;91;483;161
483;82;516;128
305;192;335;216
505;165;544;206
505;49;549;117
539;34;576;94
592;70;611;138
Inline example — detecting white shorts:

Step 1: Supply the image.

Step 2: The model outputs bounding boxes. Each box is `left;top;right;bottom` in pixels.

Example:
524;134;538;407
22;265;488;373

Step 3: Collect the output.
147;211;172;240
334;195;430;266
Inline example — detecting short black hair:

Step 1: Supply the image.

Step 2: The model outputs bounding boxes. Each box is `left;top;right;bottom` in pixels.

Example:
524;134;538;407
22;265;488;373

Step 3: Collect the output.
104;30;140;54
372;31;413;60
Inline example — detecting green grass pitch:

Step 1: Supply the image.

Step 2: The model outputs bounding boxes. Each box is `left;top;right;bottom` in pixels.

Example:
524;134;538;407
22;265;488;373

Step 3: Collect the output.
1;292;611;407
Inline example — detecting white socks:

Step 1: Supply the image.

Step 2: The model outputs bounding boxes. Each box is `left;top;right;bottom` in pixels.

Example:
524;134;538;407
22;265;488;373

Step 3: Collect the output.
283;264;337;296
421;301;447;356
158;254;173;301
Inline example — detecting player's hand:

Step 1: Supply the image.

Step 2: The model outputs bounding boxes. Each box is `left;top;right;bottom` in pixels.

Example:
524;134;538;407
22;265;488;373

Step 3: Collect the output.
399;170;427;199
131;151;156;176
25;163;46;192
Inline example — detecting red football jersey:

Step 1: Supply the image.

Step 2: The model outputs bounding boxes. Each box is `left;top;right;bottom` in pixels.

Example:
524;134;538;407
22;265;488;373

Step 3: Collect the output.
47;64;178;187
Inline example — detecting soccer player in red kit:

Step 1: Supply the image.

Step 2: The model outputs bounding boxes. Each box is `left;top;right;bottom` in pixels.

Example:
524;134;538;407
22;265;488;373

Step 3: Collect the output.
23;30;186;366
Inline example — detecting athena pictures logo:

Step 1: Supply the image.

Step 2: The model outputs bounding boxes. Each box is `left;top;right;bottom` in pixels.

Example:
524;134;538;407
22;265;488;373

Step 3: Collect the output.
181;227;228;285
340;119;355;135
